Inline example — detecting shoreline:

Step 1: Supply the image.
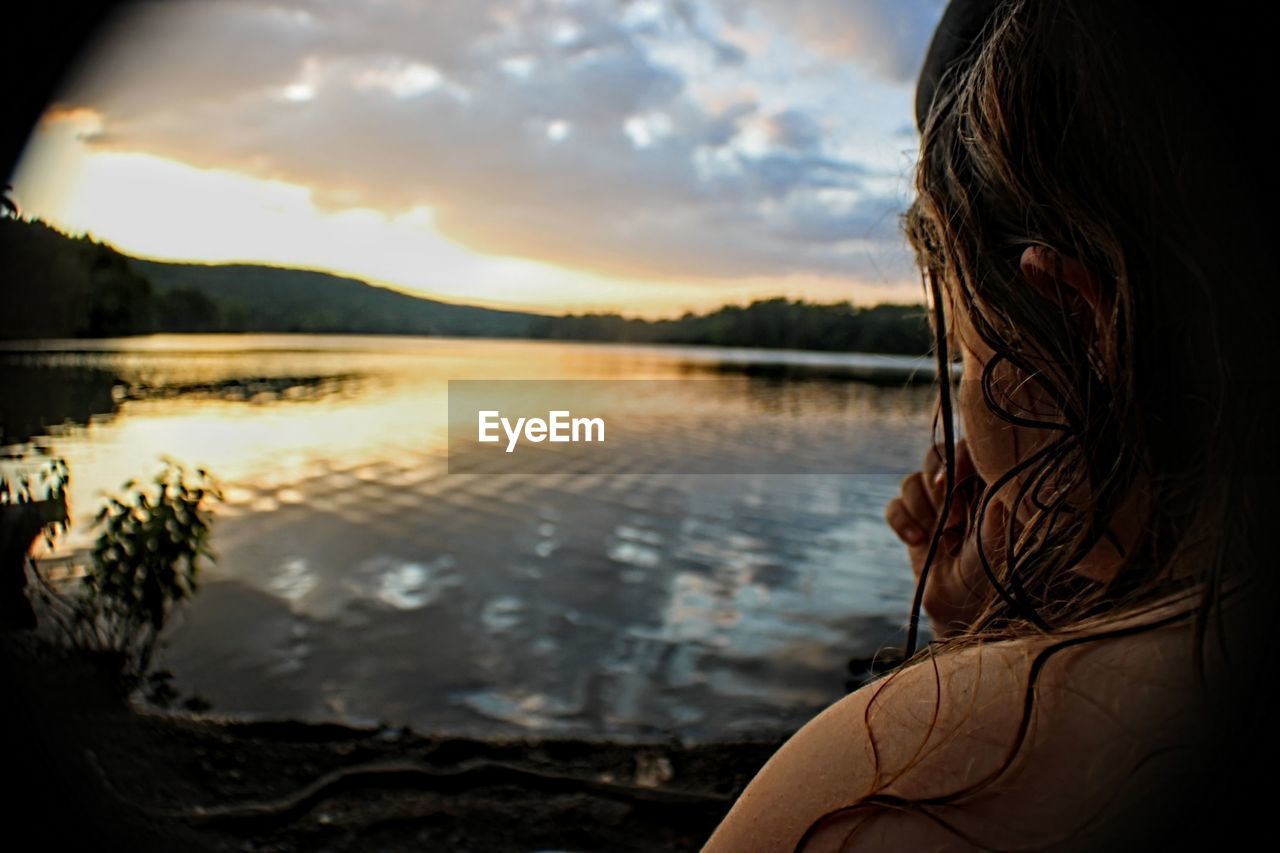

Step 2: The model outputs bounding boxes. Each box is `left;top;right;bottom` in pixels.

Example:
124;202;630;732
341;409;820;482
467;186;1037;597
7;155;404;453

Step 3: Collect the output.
4;636;785;852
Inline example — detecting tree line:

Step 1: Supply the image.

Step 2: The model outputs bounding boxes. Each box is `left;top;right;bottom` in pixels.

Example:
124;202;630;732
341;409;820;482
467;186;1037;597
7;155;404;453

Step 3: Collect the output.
528;300;931;355
1;216;932;355
1;217;224;338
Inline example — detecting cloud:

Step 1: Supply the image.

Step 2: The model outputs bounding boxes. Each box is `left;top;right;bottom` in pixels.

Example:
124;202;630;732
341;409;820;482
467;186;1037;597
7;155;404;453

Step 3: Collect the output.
768;109;824;152
733;0;948;83
42;0;937;286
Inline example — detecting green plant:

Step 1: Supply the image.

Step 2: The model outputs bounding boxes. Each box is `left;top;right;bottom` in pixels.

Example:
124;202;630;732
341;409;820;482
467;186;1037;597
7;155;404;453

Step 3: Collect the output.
43;459;221;685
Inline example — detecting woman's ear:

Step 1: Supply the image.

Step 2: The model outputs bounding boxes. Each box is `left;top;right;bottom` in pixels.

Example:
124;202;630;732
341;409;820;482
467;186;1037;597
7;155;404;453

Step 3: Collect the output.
1019;246;1116;374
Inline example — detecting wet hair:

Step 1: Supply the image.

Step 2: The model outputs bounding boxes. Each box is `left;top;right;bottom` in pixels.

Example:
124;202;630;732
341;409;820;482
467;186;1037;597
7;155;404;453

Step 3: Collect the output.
798;1;1276;848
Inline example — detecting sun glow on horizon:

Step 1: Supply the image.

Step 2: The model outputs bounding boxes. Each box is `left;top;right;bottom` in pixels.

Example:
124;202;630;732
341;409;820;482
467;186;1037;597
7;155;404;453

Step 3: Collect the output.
13;105;919;319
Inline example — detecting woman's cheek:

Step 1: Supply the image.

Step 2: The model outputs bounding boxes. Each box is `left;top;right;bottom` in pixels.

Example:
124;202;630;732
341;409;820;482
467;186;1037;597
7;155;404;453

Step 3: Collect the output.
957;339;1005;486
959;370;1007;487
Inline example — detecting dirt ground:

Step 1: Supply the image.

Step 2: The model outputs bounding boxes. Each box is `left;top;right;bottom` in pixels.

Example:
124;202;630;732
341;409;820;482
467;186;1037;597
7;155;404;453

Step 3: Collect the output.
3;636;787;852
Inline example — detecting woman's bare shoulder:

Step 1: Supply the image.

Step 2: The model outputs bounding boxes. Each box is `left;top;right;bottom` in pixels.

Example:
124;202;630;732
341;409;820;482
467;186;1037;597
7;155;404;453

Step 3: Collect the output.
701;640;1037;852
702;613;1207;852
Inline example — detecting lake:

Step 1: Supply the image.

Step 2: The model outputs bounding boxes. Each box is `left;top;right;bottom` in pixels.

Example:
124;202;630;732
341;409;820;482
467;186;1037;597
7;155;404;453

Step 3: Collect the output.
1;334;940;741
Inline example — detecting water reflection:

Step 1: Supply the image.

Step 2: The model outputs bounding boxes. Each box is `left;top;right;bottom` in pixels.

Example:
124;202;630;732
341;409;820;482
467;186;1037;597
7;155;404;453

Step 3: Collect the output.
4;334;936;740
0;362;121;445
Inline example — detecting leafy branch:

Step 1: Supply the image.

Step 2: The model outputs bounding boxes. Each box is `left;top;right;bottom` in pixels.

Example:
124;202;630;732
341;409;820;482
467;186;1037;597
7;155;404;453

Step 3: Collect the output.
33;459;222;688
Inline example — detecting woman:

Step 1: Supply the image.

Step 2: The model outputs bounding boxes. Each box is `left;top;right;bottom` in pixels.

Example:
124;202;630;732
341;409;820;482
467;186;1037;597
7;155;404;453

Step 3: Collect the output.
704;1;1276;850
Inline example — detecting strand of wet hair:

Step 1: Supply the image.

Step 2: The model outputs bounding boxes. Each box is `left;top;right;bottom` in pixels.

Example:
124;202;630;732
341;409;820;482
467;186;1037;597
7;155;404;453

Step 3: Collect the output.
906;278;1072;654
903;269;962;660
968;440;1063;630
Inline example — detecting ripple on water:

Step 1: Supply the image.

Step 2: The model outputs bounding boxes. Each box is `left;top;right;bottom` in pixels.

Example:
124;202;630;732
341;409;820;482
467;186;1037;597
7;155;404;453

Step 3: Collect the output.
606;540;662;569
480;595;525;633
364;554;461;610
458;688;582;730
15;337;940;742
267;556;317;603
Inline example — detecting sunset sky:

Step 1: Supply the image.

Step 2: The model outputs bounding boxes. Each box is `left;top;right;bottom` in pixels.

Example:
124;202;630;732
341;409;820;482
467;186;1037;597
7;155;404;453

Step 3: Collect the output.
11;0;946;318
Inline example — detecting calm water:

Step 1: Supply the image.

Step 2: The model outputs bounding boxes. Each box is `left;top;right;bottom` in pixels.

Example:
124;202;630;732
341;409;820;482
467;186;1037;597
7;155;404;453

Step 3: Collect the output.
2;334;939;741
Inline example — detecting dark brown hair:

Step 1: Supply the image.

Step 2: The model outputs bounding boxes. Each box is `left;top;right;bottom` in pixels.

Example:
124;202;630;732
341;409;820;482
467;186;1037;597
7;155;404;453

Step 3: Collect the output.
799;1;1276;848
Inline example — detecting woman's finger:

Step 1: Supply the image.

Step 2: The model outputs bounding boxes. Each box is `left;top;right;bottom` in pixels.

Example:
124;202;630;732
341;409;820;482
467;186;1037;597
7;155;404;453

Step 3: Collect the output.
922;443;944;484
901;470;937;519
920;441;979;539
924;437;977;492
886;497;928;547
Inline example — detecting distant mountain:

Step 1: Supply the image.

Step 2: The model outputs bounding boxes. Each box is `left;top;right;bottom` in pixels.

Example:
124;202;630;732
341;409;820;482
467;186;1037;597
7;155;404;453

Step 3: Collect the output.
132;259;546;337
1;217;932;355
0;217;546;339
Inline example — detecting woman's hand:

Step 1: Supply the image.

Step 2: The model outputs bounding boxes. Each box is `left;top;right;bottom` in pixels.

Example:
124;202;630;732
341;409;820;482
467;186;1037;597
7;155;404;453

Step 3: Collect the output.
885;438;1009;638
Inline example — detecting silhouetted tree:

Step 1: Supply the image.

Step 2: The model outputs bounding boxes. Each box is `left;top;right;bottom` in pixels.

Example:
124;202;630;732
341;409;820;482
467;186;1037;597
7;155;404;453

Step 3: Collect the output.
81;245;154;336
1;184;18;219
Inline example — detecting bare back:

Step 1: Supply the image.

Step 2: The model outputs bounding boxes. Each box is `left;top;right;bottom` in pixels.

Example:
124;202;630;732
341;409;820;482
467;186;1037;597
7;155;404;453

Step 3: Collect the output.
703;585;1244;851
